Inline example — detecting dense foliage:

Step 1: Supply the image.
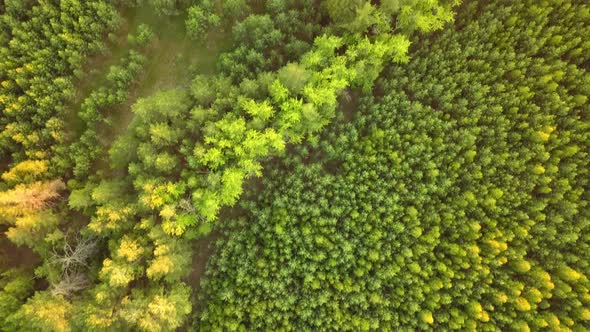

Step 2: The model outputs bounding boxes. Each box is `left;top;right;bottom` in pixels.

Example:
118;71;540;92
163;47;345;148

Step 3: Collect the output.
197;0;590;330
1;0;588;331
0;0;120;176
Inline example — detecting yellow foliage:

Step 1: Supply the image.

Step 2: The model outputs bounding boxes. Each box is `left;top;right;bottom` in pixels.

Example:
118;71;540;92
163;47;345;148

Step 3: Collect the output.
138;295;178;332
100;259;135;287
159;205;176;220
536;125;556;141
526;287;543;304
95;291;108;303
486;239;508;254
532;164;546;175
117;236;143;262
1;160;48;183
512;259;531;273
5;212;59;247
546;314;561;329
532;269;555;290
87;314;115;330
537;131;550;141
23;294;72;332
26;132;39;143
89;205;134;234
149;295;176;318
86;306;116;330
146;255;173;279
515;297;531;311
495;292;508;304
154;243;170;256
559;266;583;282
469;301;483;319
578;308;590;321
34;150;47;159
420;310;434;325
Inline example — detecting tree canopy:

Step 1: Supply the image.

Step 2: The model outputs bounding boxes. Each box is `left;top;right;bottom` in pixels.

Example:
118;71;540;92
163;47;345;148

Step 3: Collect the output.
1;0;588;331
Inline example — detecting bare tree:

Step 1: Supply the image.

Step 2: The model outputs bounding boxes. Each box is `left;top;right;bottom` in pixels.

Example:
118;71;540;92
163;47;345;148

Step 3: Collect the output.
51;235;97;275
49;234;98;297
51;271;90;297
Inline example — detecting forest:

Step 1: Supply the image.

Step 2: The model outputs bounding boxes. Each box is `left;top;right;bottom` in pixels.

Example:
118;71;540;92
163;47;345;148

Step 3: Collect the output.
0;0;588;331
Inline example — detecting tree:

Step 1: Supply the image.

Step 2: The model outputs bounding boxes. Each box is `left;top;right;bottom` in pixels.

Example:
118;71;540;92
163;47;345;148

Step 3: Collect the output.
154;152;178;173
0;269;34;328
109;133;139;170
131;24;155;47
0;0;120;176
5;212;61;250
49;236;98;297
219;168;245;205
1;160;48;185
146;227;191;282
0;180;65;221
346;2;380;34
143;0;183;16
277;63;311;94
325;0;366;27
186;2;220;40
7;292;73;332
222;0;251;21
120;285;192;332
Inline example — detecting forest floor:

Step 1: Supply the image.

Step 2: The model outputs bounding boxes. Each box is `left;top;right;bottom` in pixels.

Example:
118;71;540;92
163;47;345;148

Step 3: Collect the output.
70;7;231;146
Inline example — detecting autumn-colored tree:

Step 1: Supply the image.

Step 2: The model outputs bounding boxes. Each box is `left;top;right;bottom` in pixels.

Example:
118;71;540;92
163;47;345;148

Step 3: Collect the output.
0;180;65;221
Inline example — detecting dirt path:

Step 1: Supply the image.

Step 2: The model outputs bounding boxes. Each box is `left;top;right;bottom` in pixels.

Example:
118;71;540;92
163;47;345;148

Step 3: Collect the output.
0;233;39;271
186;230;221;292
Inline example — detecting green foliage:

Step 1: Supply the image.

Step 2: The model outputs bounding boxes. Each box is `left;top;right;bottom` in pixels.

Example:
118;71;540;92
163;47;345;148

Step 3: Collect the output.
277;62;311;94
132;24;155;47
137;0;190;16
68;48;147;180
222;0;251;21
395;0;460;33
8;1;589;331
0;0;120;176
109;133;139;171
196;0;590;329
218;3;324;81
325;0;460;34
185;1;220;40
119;284;192;332
325;0;366;27
0;269;34;329
110;0;438;239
